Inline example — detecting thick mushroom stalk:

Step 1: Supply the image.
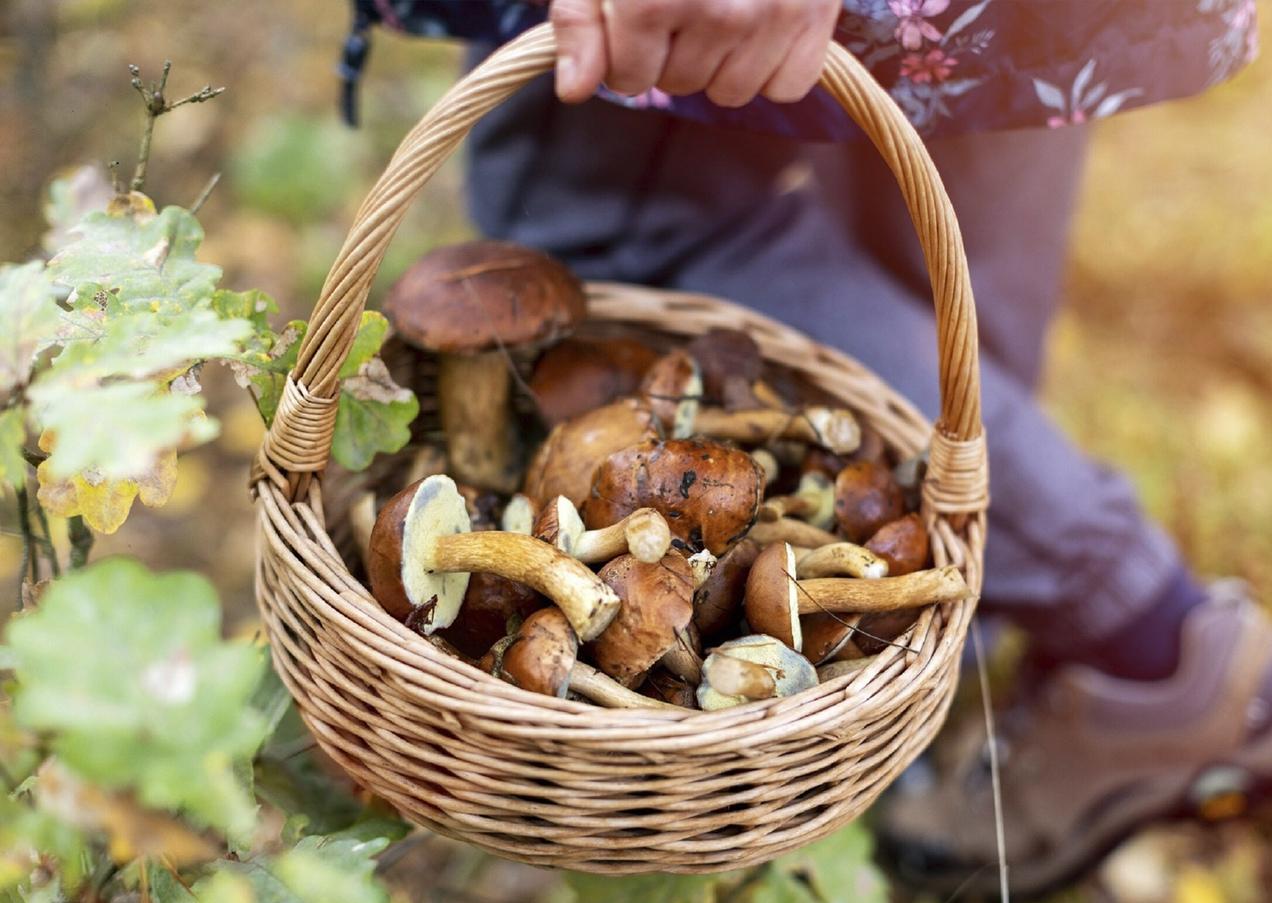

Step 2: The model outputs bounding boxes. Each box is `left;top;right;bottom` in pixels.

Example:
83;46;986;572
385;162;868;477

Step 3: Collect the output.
485;609;679;709
383;241;587;492
747;517;839;549
696;635;817;711
794;542;889;579
691;406;861;455
533;496;671;564
759;472;835;529
370;476;620;641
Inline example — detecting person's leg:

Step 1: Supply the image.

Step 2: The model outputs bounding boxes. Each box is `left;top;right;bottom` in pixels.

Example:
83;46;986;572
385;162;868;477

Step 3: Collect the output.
465;65;1183;661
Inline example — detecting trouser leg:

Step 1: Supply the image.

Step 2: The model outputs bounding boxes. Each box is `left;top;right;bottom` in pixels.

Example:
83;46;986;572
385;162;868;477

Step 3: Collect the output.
463;64;1183;654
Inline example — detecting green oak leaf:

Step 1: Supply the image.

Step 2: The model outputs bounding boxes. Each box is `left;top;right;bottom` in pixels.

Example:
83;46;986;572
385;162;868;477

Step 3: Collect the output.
769;824;887;903
47;308;251;386
0;408;26;489
41;165;113;254
564;872;721;903
30;381;216;481
329;312;417;471
0;261;62;393
211;288;280;332
47;201;221;314
233;319;306;426
5;559;268;840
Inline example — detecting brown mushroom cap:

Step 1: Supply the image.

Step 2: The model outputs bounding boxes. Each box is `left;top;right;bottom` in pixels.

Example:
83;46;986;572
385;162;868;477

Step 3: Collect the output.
694;538;760;640
853;610;922;656
383;240;586;354
742;542;802;650
499;607;579;698
437;572;543;659
833;460;907;543
529;337;659;426
583;438;763;556
865;514;930;576
641;669;698;708
522;398;658;507
800;612;864;665
591;552;695;688
685;329;763;402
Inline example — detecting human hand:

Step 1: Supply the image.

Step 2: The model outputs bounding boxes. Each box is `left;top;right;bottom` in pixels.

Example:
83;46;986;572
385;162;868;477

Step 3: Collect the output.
550;0;841;108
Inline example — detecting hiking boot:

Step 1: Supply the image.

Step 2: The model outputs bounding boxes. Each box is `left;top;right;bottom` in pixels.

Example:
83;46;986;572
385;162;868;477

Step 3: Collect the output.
876;580;1272;899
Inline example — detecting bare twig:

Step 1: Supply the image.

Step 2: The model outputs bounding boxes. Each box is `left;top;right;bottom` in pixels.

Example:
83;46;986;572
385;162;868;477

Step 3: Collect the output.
68;516;93;569
15;487;34;603
972;621;1009;901
189;171;221;215
126;60;225;193
31;493;59;579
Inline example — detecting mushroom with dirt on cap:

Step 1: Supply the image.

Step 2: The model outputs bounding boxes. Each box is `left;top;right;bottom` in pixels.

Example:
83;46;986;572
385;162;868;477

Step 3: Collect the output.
382;240;587;492
367;475;620;641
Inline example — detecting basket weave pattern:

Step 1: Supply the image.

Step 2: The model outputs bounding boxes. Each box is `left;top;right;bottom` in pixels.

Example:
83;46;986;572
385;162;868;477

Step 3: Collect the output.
254;25;988;874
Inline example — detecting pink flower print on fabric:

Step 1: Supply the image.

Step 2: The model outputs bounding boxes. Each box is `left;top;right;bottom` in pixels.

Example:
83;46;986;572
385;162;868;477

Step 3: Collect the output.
1034;59;1142;129
900;49;959;84
888;0;951;50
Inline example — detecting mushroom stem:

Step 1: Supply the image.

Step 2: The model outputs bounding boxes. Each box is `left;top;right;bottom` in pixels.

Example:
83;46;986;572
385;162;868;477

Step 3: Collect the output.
748;518;840;548
751;448;780;486
437;351;517;493
692;406;861;455
794;543;889;579
759;473;835;529
568;662;682;710
795;566;970;614
500;493;537;534
432;532;620;640
573;508;671;564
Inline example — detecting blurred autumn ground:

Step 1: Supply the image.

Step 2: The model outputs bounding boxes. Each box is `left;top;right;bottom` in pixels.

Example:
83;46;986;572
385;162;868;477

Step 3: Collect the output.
1;1;1270;900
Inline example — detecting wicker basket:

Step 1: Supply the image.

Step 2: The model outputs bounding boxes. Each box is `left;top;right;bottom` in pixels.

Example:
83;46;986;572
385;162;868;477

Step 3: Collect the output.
252;23;989;875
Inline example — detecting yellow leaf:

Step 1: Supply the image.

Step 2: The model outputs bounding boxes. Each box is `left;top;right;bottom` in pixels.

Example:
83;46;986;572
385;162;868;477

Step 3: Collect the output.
36;437;179;534
1175;867;1227;903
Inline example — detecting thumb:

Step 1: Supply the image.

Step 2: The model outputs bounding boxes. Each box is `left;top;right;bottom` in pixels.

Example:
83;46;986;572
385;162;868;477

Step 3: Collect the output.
550;0;607;103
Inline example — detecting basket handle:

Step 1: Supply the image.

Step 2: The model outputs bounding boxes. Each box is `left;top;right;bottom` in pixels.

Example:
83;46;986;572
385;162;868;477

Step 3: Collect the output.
255;23;988;518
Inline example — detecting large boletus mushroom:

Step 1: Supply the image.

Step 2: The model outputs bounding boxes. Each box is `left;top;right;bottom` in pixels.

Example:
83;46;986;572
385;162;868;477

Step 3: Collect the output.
583;438;764;556
383;241;586;492
367;475;620;640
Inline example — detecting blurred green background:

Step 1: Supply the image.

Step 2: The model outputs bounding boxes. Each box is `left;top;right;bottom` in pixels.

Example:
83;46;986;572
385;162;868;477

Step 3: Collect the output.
2;0;1271;899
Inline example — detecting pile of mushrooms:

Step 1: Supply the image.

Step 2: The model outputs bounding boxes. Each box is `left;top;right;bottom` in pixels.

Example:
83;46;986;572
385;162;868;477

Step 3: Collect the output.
362;241;971;711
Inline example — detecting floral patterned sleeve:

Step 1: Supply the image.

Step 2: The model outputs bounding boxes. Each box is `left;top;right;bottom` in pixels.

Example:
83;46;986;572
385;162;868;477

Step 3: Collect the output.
354;0;1259;139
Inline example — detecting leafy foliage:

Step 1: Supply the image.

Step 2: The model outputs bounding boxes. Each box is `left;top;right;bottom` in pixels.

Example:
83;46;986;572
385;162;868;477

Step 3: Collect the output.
6;559;268;841
0;262;60;394
331;312;418;471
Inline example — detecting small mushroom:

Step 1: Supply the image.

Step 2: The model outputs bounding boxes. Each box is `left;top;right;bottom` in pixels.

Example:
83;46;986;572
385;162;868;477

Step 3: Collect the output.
522;397;658;507
383;241;586;492
745;542;969;627
533;496;671;564
529;336;659;425
751;448;781;487
591;552;696;687
759;471;835;530
686;549;717;588
793;542;889;579
865;513;930;576
691;406;861;456
743;542;802;650
686;329;763;402
368;475;620;640
484;608;679;709
500;493;537;534
833;460;907;543
639;350;702;439
694;538;760;640
583;438;763;556
799;612;865;665
747;517;840;549
696;635;817;711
